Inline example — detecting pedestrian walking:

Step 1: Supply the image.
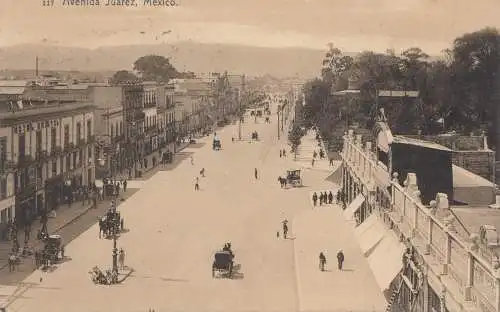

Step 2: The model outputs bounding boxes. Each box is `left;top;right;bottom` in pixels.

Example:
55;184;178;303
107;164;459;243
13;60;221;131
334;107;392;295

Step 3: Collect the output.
311;158;315;167
323;192;328;205
280;150;282;158
254;168;258;180
328;191;333;204
282;219;288;239
119;248;125;269
337;250;344;270
319;192;323;205
329;158;334;166
200;168;205;177
319;252;326;271
123;179;127;192
195;182;200;191
190;156;194;165
282;149;286;157
312;192;318;206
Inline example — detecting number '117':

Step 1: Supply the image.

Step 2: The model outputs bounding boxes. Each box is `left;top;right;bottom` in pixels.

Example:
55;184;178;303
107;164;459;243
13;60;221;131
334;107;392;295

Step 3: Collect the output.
42;0;55;6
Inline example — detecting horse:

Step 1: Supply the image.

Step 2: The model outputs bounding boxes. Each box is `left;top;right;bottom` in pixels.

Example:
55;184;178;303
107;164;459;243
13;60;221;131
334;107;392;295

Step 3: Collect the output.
277;176;287;188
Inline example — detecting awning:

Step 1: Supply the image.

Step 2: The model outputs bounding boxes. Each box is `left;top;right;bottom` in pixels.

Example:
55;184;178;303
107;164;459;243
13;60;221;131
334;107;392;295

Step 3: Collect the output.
325;165;342;183
367;229;405;292
354;213;385;255
343;193;365;221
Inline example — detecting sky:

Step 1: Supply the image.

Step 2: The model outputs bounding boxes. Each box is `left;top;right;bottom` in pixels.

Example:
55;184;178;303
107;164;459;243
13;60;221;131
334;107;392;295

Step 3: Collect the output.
0;0;499;54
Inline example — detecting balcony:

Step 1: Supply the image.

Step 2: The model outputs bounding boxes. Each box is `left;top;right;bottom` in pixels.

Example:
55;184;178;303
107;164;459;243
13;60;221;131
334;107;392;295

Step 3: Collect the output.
64;142;76;153
77;139;86;148
126;111;146;122
112;135;124;144
35;150;48;162
51;146;62;157
18;155;35;167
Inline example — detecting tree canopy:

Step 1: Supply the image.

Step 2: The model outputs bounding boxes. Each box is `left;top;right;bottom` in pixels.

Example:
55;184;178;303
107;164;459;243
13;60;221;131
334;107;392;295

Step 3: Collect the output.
133;54;180;83
304;27;500;148
109;70;139;85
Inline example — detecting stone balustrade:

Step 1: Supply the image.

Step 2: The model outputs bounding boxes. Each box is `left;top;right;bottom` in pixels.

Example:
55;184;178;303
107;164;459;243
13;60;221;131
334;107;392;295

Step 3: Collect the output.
342;130;500;312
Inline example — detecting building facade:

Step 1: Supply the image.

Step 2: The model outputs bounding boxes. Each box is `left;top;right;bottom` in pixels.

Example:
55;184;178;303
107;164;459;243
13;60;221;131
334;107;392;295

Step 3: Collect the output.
0;103;95;226
122;84;144;175
341;126;499;312
90;85;125;178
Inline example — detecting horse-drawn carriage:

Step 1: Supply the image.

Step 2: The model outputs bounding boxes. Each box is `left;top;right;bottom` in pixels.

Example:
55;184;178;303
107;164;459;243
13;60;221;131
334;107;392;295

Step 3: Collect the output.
212;243;235;278
213;137;221;151
99;210;122;238
36;234;63;268
286;169;303;187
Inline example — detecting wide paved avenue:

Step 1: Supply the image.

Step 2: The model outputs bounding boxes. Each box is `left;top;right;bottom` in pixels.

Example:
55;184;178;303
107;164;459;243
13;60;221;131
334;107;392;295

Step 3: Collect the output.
8;106;305;312
7;105;386;312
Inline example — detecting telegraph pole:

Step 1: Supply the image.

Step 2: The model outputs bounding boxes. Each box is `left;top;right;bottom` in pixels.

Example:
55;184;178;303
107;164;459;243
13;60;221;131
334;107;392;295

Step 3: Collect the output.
277;106;280;140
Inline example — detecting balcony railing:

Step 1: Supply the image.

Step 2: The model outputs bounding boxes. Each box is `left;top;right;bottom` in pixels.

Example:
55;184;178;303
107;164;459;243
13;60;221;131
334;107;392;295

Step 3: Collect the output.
36;150;48;161
18;155;35;166
342;130;500;312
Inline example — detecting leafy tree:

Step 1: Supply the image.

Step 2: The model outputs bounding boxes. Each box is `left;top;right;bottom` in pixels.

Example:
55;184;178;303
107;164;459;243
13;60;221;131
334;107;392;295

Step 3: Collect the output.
288;125;304;160
110;70;139;85
133;55;179;83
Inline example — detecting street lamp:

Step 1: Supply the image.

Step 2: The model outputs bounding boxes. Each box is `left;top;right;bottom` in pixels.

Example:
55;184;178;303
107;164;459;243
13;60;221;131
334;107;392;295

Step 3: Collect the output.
112;231;118;276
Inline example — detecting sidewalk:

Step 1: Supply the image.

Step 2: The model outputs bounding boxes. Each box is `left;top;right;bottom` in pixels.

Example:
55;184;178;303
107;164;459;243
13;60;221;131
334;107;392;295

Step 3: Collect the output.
294;130;337;172
0;186;141;274
292;205;386;312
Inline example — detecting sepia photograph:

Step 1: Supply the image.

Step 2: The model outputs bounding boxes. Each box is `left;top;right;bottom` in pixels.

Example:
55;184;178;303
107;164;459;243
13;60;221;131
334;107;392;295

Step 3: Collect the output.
0;0;498;311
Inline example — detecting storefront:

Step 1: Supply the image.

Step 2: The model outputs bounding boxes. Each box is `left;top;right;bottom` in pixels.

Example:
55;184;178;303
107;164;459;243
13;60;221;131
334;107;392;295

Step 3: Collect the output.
45;175;64;211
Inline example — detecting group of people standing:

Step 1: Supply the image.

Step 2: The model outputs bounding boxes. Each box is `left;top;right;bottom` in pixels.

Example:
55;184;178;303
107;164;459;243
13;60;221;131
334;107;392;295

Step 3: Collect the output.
312;191;334;206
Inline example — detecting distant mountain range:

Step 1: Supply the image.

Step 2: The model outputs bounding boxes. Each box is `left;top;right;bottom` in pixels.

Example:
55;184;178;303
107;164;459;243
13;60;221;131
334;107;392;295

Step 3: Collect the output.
0;42;334;79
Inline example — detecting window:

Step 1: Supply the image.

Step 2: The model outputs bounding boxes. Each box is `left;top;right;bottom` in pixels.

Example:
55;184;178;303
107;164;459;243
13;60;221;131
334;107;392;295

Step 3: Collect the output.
18;134;26;158
66;155;71;172
110;124;114;138
79;149;83;166
0;137;6;167
51;128;57;151
73;152;77;168
115;124;118;138
0;178;6;199
87;120;92;141
36;131;42;154
76;122;81;145
52;160;57;176
88;146;92;164
119;122;123;135
64;125;70;147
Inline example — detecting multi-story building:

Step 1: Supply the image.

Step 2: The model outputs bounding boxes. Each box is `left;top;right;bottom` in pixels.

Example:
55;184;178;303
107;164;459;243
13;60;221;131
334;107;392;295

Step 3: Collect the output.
341;119;499;312
0;80;96;226
122;83;144;175
90;85;125;178
170;78;212;137
0;101;95;226
156;83;176;151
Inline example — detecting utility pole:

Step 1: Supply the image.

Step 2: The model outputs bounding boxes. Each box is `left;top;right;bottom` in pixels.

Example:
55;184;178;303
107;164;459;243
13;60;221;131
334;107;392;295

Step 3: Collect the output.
277;107;280;140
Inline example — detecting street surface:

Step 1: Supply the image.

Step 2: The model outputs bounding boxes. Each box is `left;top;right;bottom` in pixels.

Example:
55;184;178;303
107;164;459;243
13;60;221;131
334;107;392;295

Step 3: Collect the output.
6;104;386;312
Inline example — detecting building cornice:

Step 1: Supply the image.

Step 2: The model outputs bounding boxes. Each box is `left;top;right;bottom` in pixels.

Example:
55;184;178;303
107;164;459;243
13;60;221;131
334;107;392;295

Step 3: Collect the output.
0;104;95;126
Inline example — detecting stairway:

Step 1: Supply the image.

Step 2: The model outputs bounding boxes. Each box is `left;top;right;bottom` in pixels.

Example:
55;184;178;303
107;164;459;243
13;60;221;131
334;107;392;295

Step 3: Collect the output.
385;278;404;312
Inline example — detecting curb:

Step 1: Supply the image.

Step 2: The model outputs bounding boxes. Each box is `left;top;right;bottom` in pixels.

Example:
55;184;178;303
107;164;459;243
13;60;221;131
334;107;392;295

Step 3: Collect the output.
292;215;304;312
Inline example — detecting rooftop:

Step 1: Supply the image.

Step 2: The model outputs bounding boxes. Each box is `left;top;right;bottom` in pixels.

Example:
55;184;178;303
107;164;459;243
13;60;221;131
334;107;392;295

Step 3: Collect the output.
393;135;452;152
0;101;94;124
453;165;494;188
